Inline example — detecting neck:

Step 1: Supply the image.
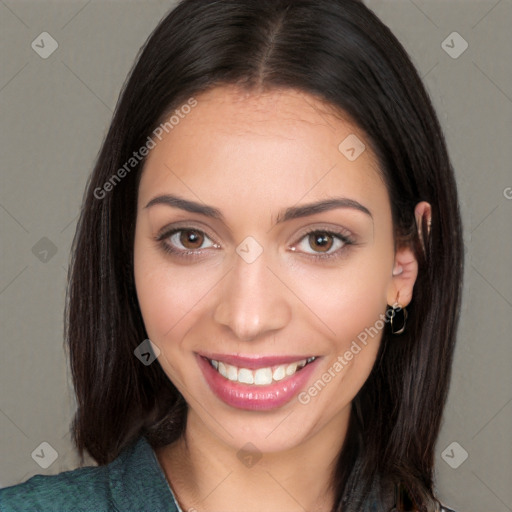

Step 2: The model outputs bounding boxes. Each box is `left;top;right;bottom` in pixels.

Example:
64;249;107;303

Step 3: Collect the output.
156;409;350;512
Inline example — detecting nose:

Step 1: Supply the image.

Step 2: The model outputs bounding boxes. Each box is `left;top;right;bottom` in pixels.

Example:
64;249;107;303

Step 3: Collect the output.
213;252;291;342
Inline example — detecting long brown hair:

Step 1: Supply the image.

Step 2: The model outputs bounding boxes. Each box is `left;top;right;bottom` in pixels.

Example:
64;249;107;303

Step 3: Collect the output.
66;1;464;510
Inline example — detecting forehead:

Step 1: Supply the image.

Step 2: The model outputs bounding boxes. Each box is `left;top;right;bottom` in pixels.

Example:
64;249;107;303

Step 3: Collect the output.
138;85;388;222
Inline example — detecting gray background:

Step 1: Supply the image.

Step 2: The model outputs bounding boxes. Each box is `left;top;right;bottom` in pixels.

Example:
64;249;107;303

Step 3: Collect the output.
1;1;511;510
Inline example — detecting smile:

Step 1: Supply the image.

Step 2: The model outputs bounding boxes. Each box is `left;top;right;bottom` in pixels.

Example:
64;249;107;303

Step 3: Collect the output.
208;357;317;385
197;353;320;411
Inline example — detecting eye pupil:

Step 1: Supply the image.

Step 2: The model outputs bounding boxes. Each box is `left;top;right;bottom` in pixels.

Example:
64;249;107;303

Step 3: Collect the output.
309;232;333;252
180;230;203;249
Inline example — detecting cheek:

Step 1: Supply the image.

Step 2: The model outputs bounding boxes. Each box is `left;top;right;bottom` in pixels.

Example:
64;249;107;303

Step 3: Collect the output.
133;235;218;345
133;250;218;393
332;279;388;348
293;288;385;413
291;254;391;339
288;252;391;388
135;268;219;347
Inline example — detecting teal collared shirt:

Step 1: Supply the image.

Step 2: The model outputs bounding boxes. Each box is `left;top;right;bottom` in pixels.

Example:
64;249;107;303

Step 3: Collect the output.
0;436;179;512
1;437;456;512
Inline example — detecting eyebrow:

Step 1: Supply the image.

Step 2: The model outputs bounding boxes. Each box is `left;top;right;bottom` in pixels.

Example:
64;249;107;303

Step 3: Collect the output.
144;194;372;224
276;198;372;223
145;194;223;219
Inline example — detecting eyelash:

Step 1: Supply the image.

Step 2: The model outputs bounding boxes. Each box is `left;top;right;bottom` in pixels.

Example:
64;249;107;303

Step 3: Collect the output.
155;226;219;260
296;227;355;261
155;226;355;261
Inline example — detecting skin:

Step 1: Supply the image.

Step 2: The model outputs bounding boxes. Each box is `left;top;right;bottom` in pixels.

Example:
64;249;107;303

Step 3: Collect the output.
133;85;431;512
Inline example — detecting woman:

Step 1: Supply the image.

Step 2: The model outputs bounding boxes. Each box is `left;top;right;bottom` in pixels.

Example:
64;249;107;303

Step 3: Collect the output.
1;0;463;511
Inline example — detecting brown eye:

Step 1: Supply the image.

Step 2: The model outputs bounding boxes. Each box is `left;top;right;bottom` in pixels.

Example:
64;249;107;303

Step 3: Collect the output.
158;227;218;258
179;229;204;249
292;229;351;258
308;232;334;252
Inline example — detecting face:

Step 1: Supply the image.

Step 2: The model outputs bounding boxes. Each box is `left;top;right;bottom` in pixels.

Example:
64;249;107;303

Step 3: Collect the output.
134;85;412;453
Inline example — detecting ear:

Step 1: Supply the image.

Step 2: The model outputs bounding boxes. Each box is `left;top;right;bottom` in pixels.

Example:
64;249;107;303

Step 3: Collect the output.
415;201;432;254
386;201;432;308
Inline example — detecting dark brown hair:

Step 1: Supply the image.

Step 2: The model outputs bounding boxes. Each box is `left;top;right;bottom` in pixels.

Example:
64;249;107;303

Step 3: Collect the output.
66;1;464;510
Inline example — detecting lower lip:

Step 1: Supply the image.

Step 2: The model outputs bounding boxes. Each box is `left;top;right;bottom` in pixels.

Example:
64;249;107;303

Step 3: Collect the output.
197;355;319;411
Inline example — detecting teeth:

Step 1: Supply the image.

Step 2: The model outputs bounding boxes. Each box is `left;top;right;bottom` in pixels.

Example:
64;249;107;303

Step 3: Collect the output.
286;362;298;375
272;365;286;381
226;364;238;381
238;368;254;384
218;362;227;378
209;357;316;386
254;368;273;385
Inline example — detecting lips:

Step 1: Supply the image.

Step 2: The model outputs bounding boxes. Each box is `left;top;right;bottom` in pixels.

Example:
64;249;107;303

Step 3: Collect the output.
197;353;320;411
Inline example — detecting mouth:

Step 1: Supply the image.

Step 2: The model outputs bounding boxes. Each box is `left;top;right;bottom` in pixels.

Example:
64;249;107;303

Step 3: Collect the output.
197;353;320;411
207;356;317;386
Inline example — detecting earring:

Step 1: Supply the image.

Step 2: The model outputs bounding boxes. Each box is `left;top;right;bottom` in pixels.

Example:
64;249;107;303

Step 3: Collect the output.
389;299;408;335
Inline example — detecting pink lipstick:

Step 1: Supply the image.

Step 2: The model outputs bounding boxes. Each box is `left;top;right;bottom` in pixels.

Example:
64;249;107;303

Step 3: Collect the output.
197;353;319;411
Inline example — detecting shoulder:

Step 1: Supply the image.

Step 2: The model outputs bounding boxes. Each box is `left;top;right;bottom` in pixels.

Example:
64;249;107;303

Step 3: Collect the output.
440;506;458;512
0;436;177;512
1;462;110;511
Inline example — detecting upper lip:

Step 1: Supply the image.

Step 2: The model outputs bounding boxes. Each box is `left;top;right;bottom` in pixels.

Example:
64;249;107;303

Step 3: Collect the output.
198;352;318;369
